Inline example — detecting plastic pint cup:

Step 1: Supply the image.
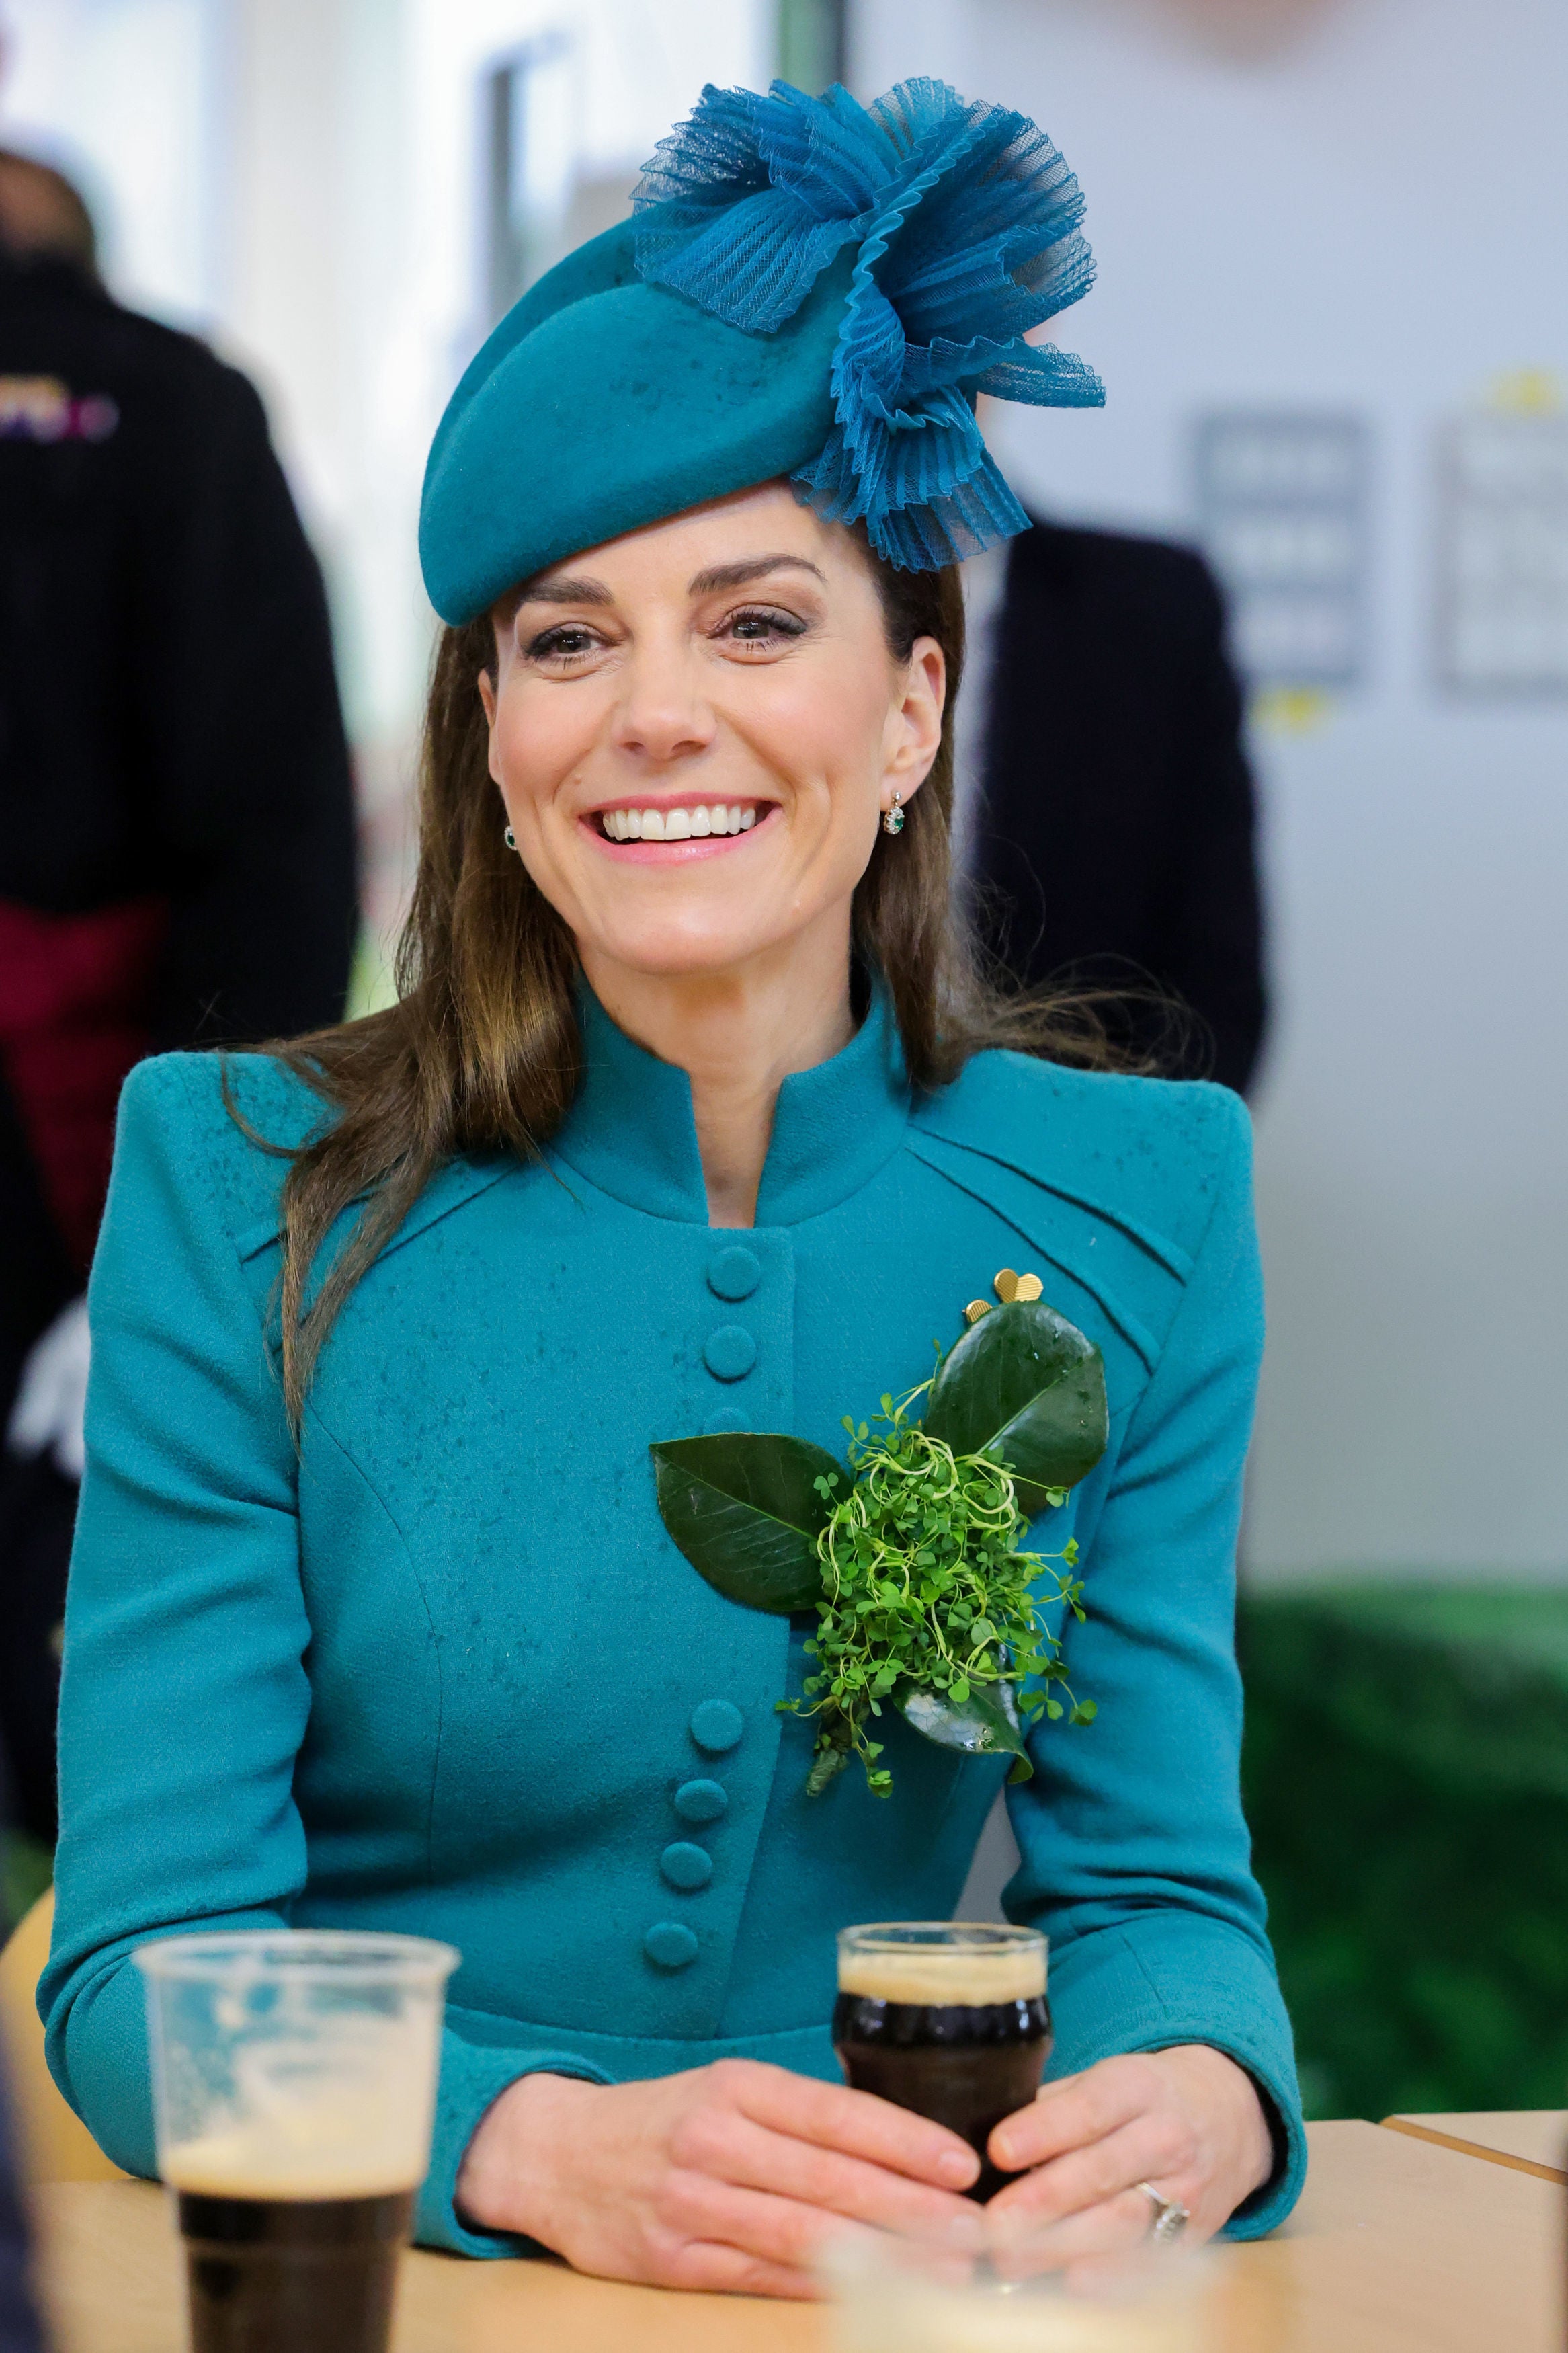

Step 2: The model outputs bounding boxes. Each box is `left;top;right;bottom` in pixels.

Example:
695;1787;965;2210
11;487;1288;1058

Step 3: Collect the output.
136;1931;458;2353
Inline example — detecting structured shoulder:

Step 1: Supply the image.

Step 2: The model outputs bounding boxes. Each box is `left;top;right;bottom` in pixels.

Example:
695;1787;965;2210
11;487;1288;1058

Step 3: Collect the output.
116;1049;338;1246
909;1050;1251;1275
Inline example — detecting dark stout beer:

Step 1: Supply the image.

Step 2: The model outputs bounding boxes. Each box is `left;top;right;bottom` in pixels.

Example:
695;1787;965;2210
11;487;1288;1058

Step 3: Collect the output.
835;1926;1050;2202
176;2188;414;2353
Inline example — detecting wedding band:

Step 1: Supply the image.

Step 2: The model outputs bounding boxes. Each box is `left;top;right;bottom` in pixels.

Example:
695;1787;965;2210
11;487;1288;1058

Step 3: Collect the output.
1135;2182;1191;2243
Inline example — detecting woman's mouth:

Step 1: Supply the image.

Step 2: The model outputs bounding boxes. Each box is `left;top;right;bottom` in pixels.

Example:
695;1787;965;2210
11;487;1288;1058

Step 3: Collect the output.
587;799;774;850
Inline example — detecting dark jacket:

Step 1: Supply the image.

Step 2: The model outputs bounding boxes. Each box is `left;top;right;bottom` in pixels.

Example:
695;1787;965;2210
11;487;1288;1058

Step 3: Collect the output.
971;518;1266;1096
0;257;359;1845
0;255;358;1047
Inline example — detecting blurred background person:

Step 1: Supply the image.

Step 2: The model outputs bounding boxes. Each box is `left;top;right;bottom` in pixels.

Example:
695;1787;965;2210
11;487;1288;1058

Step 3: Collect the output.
0;147;358;1858
0;1749;42;2353
0;2065;40;2353
959;513;1266;1096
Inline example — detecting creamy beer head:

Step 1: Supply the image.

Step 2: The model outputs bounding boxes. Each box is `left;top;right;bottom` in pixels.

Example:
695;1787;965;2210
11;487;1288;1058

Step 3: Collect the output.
837;1923;1047;2007
161;2115;425;2202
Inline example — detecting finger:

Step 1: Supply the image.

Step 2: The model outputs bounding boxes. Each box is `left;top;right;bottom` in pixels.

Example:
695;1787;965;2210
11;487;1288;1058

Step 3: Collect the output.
986;2115;1195;2227
985;2186;1158;2276
661;2241;821;2301
989;2062;1155;2174
663;2168;886;2280
726;2061;979;2190
676;2106;985;2240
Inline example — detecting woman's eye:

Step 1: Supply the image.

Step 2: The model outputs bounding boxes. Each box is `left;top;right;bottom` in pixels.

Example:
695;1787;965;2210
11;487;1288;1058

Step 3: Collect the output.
723;606;809;649
528;624;602;662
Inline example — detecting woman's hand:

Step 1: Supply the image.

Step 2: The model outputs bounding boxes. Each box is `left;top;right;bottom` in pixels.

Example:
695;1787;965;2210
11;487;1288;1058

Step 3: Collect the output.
456;2059;983;2299
984;2045;1274;2268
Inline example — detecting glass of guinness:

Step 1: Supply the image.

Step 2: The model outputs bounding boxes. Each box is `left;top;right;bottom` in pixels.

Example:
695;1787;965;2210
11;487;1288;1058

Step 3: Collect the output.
136;1930;458;2353
834;1923;1050;2202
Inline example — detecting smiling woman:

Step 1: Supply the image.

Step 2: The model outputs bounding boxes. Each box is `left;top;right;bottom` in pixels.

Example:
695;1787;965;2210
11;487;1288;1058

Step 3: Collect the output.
45;76;1303;2298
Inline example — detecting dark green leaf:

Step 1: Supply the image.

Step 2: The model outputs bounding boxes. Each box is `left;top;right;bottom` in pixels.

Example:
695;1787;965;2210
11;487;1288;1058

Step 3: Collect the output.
894;1677;1032;1778
650;1433;839;1614
924;1298;1109;1515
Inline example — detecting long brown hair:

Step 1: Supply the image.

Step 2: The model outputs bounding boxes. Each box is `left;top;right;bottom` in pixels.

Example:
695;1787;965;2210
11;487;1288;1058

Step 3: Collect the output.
251;530;1128;1426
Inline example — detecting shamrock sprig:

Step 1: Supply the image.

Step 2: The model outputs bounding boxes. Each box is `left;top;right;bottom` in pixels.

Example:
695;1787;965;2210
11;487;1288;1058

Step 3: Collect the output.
784;1387;1092;1796
650;1274;1110;1798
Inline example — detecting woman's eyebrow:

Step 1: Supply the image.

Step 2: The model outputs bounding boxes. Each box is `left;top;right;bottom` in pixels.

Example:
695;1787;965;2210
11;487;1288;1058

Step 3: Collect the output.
688;555;828;594
520;575;613;606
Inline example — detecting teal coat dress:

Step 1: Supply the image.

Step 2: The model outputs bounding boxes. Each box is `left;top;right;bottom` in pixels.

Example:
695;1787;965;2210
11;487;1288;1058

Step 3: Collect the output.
42;990;1305;2252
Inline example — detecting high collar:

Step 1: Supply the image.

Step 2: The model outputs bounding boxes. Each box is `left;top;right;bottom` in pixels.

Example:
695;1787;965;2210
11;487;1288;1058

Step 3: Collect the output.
551;982;911;1228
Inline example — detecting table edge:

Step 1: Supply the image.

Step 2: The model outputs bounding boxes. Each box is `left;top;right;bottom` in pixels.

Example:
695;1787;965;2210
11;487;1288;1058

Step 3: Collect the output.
1380;2116;1568;2186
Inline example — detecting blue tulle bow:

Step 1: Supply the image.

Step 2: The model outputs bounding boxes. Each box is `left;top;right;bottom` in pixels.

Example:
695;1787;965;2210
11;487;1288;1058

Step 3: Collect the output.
633;77;1105;569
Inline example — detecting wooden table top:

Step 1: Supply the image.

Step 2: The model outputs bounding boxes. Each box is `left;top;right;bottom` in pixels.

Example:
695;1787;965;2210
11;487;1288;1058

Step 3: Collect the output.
1385;2109;1568;2183
29;2119;1568;2353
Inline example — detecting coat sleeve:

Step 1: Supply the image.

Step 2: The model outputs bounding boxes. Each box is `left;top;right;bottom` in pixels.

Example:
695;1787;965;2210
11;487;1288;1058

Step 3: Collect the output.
1003;1089;1304;2237
38;1058;611;2258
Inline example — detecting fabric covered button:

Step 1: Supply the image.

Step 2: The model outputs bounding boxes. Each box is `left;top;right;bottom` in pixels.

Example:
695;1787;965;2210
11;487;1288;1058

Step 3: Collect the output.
707;1245;761;1302
674;1778;729;1824
702;1324;757;1382
690;1698;744;1753
704;1407;748;1435
643;1921;699;1970
660;1841;713;1891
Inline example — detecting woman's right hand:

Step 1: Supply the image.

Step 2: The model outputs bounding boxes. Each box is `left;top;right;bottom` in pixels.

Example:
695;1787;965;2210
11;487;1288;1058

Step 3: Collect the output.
454;2059;983;2298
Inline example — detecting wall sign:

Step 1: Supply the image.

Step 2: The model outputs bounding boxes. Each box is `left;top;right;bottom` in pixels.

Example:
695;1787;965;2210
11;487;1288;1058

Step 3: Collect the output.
1194;411;1370;689
1436;411;1568;697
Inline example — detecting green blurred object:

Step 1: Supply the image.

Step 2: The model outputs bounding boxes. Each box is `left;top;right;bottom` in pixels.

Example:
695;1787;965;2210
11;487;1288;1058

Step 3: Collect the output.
778;0;846;94
1;1831;51;1935
1240;1585;1568;2120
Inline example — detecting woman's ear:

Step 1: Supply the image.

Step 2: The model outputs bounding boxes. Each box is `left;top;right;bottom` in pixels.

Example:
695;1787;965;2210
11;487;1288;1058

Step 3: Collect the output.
477;668;502;785
883;635;946;803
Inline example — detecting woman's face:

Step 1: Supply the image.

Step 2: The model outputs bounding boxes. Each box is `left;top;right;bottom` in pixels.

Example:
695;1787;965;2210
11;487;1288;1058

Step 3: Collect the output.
478;483;944;988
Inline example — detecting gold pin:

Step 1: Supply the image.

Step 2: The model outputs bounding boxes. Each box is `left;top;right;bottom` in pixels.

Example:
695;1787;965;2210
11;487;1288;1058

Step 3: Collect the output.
964;1300;992;1324
993;1268;1019;1302
1013;1273;1043;1302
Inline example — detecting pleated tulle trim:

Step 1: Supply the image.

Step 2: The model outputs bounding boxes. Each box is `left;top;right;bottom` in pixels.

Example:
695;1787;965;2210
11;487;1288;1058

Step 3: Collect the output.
633;77;1106;569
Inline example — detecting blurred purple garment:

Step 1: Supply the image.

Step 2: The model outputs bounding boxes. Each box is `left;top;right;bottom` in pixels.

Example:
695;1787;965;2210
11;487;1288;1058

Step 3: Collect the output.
0;2055;43;2353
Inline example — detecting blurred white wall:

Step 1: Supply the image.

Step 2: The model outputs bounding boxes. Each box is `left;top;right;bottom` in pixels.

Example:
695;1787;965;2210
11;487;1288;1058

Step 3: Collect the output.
0;0;223;317
858;0;1568;1583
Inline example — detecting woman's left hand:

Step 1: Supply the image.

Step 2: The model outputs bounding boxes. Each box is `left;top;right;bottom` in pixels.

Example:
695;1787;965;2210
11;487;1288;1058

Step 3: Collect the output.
983;2044;1274;2265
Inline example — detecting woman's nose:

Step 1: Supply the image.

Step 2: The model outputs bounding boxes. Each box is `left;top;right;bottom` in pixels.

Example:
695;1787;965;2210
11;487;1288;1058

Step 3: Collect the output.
608;645;716;764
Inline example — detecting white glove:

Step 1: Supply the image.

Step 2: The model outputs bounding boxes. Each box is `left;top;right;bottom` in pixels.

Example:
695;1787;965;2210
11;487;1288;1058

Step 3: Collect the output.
8;1294;89;1482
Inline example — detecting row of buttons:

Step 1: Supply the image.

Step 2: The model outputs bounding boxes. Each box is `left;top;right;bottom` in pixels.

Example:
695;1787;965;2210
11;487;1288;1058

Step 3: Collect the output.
647;1253;764;1960
704;1246;761;1435
643;1699;743;1972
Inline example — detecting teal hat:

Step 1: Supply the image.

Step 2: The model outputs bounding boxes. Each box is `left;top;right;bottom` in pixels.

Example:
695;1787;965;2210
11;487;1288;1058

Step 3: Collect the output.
419;77;1104;627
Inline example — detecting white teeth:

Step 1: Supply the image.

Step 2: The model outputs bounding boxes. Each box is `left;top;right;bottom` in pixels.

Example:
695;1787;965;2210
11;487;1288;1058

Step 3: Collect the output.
601;803;766;840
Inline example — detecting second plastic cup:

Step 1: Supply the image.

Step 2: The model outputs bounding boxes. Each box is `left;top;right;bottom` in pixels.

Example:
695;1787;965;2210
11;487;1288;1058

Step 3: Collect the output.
136;1929;457;2353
